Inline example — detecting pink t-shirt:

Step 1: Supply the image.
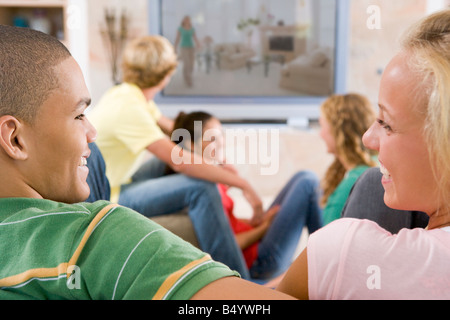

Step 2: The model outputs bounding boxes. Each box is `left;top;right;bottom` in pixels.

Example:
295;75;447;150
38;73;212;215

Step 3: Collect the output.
307;218;450;300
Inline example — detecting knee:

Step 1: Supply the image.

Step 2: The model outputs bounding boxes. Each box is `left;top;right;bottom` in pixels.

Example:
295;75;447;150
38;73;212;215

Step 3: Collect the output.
293;170;320;187
187;178;221;200
288;171;320;197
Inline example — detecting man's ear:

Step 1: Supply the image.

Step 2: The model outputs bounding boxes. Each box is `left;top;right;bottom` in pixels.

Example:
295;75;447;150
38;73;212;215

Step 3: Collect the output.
0;115;28;160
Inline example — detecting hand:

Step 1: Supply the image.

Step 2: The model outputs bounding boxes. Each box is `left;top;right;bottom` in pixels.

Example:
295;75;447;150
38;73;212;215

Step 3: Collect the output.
258;205;280;232
242;185;264;227
260;205;280;226
264;205;280;223
255;205;280;237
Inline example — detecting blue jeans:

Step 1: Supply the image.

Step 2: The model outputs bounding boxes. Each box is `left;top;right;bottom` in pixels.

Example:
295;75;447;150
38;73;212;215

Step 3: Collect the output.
249;170;323;281
117;158;251;278
86;142;111;203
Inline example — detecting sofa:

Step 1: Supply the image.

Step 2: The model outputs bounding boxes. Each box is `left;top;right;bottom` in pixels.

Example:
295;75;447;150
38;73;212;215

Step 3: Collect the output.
150;209;199;247
214;42;256;70
279;47;333;96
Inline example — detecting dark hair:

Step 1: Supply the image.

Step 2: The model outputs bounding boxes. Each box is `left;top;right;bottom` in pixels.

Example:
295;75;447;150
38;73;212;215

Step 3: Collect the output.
172;111;215;147
0;25;72;124
164;111;214;175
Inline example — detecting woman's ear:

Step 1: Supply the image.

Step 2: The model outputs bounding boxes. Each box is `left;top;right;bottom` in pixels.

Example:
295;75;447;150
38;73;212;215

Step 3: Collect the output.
0;115;28;160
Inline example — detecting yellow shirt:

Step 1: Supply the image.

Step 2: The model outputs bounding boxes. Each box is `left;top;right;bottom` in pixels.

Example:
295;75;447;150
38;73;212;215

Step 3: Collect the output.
88;83;165;202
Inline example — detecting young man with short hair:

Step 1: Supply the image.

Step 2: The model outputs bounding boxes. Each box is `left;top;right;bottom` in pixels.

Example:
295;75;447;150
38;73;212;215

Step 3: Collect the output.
0;25;293;300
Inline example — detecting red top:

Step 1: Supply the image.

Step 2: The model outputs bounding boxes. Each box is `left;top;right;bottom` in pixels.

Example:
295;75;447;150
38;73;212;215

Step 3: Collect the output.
217;184;258;268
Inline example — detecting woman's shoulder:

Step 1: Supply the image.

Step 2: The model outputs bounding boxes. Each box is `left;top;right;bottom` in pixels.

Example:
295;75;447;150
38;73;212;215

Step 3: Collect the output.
308;218;450;299
309;218;391;253
310;217;447;255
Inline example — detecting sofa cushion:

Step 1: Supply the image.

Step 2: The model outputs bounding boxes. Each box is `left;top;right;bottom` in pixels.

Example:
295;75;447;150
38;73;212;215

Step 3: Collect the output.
228;52;250;61
215;42;253;55
282;63;330;78
288;48;329;69
217;43;236;54
307;49;329;67
150;209;199;248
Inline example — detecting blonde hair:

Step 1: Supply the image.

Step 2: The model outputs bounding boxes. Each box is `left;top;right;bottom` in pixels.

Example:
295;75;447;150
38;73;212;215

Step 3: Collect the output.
320;93;377;206
122;35;178;88
401;9;450;211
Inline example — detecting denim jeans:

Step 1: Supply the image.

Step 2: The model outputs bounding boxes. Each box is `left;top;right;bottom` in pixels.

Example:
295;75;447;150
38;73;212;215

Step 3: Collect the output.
85;142;111;203
117;158;251;278
249;170;323;282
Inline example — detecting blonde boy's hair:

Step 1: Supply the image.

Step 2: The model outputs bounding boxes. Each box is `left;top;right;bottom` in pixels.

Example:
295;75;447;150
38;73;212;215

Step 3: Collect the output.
122;35;178;88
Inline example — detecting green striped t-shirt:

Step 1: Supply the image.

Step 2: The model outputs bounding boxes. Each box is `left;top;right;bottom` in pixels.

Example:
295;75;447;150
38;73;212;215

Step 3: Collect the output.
0;198;238;300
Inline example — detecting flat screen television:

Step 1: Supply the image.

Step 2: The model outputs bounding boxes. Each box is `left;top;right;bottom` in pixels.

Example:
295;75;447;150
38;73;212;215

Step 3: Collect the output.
148;0;350;122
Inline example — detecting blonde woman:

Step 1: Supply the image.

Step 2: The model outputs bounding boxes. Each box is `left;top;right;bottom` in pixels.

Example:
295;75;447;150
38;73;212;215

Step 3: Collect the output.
89;35;264;278
278;9;450;300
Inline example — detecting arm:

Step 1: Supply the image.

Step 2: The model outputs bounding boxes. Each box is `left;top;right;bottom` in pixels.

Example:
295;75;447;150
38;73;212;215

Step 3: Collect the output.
174;30;180;54
235;206;279;249
219;163;239;175
276;248;309;300
147;138;264;219
157;115;174;136
191;276;296;300
235;224;268;250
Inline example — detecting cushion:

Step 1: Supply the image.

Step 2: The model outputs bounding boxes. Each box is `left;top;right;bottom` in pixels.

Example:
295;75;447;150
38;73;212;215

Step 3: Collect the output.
307;49;328;67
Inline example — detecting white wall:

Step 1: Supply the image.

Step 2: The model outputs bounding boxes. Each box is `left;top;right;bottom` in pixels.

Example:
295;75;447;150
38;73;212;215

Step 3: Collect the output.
67;0;89;90
427;0;449;13
86;0;149;105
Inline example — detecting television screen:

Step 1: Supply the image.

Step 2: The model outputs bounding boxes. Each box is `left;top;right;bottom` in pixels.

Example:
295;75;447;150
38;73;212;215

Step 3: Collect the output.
269;36;295;52
148;0;349;120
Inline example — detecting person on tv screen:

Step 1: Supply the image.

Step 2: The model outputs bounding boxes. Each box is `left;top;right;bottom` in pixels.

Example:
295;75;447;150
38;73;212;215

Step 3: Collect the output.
174;15;200;87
